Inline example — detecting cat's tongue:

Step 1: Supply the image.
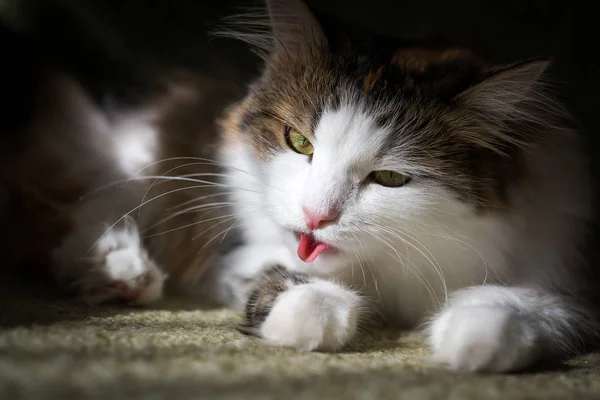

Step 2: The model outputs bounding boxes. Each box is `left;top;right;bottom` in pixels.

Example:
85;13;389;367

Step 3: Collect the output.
297;233;329;263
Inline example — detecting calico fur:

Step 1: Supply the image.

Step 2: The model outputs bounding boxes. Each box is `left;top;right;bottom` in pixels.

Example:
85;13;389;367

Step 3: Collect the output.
2;0;598;373
217;0;599;371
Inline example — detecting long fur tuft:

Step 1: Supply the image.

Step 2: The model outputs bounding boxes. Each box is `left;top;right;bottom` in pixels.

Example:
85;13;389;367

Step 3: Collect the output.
211;6;274;60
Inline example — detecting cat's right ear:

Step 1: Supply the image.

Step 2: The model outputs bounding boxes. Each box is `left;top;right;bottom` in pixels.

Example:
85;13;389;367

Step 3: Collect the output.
266;0;327;59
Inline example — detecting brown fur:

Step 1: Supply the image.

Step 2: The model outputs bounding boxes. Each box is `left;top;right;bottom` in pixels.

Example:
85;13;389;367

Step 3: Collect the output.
391;47;484;72
142;75;245;290
363;66;383;94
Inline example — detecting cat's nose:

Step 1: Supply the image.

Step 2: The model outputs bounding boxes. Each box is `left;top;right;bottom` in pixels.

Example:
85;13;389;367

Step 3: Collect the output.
302;207;339;230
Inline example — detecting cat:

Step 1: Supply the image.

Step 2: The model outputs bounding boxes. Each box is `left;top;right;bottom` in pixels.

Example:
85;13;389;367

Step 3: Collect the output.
2;0;599;373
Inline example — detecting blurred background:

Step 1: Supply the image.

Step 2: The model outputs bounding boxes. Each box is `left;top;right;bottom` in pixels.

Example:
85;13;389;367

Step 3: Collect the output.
0;0;585;89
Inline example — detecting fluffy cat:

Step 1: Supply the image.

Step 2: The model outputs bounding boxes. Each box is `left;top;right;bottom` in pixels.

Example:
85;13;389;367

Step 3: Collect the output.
2;0;599;373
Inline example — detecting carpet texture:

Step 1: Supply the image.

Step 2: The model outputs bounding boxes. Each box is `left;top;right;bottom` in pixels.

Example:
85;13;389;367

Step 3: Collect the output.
1;278;600;400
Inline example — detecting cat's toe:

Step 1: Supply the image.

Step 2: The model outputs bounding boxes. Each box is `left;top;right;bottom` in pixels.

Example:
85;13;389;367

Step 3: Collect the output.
259;280;360;352
98;268;164;305
428;306;541;372
77;232;166;305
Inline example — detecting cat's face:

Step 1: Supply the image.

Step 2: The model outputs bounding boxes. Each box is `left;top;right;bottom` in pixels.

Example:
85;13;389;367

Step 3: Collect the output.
226;0;548;274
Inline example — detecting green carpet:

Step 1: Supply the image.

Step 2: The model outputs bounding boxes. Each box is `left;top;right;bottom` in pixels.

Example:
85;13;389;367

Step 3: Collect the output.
1;278;600;399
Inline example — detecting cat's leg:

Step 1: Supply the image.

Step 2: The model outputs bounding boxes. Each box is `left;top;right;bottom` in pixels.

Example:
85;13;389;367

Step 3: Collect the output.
51;189;166;305
200;240;363;351
427;285;597;372
240;265;363;352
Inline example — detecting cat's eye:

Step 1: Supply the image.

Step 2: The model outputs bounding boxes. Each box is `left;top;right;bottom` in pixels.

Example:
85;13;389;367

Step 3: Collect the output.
371;170;411;188
284;126;314;156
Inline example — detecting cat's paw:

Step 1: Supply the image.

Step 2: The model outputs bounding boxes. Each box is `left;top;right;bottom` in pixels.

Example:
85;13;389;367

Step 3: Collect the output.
243;267;360;351
83;243;166;306
261;281;360;351
427;306;541;372
55;219;166;305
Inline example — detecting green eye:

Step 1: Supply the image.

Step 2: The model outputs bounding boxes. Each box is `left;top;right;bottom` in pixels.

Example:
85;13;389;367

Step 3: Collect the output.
285;126;314;156
371;170;410;188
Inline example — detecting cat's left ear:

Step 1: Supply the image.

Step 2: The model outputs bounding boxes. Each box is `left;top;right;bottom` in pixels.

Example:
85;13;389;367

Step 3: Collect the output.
266;0;327;58
456;58;551;115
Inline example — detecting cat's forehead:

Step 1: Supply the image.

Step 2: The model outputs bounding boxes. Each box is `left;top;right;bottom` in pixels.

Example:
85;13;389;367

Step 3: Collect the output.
351;46;488;106
263;43;488;129
309;46;485;138
312;102;389;167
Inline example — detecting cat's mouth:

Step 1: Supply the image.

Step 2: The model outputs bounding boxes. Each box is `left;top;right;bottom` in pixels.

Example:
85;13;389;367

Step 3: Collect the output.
295;232;337;263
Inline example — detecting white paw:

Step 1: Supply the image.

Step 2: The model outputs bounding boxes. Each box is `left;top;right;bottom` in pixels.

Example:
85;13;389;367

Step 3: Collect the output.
56;219;166;305
428;306;541;372
259;280;360;352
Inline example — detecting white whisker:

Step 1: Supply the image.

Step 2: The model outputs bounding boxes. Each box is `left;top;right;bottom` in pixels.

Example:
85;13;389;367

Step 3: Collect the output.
86;184;237;255
80;175;259;200
365;230;440;306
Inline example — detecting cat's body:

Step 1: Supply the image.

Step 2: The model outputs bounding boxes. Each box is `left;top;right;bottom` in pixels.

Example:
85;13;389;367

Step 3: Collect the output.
0;69;248;300
2;0;598;373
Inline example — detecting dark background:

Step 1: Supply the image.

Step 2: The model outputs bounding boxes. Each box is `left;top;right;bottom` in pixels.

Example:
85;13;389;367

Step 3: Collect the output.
1;1;583;84
1;0;598;184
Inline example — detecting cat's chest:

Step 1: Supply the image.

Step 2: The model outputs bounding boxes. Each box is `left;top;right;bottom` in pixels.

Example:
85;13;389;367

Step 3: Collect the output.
342;236;505;326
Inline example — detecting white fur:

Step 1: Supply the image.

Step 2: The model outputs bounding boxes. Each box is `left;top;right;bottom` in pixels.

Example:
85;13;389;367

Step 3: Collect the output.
429;305;540;372
427;286;546;372
299;105;389;218
112;114;159;176
97;226;165;305
259;279;361;351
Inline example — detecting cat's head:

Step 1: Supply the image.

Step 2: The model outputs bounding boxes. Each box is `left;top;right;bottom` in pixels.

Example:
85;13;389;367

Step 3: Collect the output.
222;0;560;274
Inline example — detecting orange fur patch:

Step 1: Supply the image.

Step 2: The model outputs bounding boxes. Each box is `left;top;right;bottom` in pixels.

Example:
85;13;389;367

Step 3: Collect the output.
392;48;481;72
363;67;383;94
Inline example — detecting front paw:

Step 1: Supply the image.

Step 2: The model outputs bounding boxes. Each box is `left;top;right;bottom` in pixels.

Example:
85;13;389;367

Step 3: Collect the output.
261;281;360;351
428;306;542;372
243;268;361;352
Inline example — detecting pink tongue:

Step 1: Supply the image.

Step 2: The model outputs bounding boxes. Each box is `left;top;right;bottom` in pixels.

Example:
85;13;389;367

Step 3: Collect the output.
297;233;329;263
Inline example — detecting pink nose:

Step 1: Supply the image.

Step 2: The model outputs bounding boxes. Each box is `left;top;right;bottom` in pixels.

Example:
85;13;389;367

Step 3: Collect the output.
302;207;339;230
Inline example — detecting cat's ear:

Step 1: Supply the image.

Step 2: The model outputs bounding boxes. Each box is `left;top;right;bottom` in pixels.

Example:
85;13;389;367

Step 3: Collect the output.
456;59;550;114
266;0;326;57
